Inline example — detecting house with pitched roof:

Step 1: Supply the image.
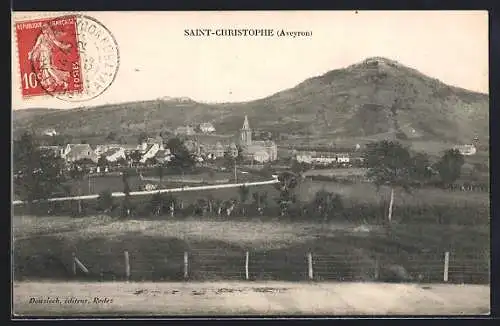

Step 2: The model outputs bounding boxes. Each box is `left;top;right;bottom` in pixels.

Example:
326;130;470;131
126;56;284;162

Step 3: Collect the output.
154;149;173;163
61;144;98;163
199;122;216;133
38;145;63;158
103;147;126;162
140;143;162;163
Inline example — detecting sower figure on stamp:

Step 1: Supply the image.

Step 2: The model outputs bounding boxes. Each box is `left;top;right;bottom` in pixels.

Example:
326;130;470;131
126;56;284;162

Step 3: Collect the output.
28;23;72;92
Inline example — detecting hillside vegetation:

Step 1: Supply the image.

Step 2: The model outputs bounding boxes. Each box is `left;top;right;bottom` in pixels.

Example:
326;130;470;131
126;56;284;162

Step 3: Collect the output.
13;57;489;146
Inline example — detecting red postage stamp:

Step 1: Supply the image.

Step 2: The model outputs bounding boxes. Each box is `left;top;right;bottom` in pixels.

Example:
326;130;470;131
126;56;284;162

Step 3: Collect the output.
15;15;83;98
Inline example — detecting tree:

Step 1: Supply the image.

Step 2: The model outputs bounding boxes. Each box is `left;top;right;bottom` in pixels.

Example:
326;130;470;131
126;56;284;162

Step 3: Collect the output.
97;155;108;169
121;171;132;217
291;161;309;179
363;140;412;223
138;132;148;144
69;163;86;215
145;156;158;167
116;157;128;167
238;185;251;215
165;194;177;217
13;131;66;209
435;149;465;187
274;171;299;217
129;150;143;167
157;163;166;185
409;152;433;185
106;131;117;142
97;190;114;212
252;191;268;215
313;190;343;222
167;137;196;175
150;192;166;216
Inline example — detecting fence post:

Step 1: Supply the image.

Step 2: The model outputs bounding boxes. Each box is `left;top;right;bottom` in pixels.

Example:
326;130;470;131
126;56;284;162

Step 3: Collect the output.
444;251;450;282
308;252;313;280
245;251;249;280
72;252;76;276
184;251;189;280
124;251;130;282
374;255;380;281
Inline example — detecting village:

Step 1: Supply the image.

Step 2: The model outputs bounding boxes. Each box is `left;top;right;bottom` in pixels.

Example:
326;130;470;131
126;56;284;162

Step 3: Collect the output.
35;116;387;176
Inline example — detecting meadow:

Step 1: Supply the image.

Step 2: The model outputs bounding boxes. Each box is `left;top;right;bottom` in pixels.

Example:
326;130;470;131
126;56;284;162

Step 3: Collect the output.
13;174;490;285
64;170;266;196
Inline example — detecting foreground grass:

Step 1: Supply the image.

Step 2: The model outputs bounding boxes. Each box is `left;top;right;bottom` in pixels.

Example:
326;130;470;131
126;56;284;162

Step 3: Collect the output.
13;281;490;316
13;216;489;284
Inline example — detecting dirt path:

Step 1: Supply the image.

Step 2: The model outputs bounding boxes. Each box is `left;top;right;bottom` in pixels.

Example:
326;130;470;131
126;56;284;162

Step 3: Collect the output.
13;281;490;316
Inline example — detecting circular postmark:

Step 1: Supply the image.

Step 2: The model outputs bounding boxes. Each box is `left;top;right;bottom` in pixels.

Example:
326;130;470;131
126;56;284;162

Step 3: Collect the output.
34;15;120;102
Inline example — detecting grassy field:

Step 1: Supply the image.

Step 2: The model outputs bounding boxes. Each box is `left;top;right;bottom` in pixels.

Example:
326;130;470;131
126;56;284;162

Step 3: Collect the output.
65;170;266;196
295;180;490;208
13;214;489;284
13;281;490;316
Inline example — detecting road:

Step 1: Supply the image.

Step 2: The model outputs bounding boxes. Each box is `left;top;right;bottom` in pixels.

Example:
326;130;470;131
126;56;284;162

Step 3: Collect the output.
13;281;490;316
11;178;279;205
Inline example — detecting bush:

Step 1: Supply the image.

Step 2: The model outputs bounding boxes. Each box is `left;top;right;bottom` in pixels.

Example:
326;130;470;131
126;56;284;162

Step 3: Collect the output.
97;190;113;212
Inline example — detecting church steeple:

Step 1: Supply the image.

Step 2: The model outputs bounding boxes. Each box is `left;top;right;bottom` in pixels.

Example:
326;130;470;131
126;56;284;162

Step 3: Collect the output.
242;115;250;130
240;115;252;146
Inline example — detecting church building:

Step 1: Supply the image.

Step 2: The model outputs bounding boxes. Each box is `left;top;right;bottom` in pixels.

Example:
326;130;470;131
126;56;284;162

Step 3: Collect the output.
239;115;278;162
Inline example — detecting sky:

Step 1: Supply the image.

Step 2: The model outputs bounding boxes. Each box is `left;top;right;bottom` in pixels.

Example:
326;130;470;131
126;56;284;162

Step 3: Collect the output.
12;10;488;110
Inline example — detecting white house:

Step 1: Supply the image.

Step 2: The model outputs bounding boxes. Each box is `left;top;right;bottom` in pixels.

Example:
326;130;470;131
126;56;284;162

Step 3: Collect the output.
103;147;126;162
253;150;270;163
140;143;161;163
199;122;216;133
43;128;58;136
312;153;337;165
139;137;164;152
453;144;477;156
95;144;124;156
61;144;98;163
174;126;195;136
296;152;313;164
336;153;350;164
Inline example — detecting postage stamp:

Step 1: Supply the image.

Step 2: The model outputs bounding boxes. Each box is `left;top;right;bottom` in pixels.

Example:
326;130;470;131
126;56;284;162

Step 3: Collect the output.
15;15;83;98
14;14;119;102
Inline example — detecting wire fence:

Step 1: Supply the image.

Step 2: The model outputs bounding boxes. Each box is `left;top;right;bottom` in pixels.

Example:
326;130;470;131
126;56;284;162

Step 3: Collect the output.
48;249;490;285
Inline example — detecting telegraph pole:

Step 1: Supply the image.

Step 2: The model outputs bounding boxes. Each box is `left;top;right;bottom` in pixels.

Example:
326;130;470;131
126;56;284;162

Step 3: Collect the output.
234;161;237;183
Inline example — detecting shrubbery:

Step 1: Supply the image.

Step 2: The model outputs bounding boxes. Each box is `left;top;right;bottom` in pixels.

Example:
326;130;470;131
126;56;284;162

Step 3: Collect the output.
13;188;489;227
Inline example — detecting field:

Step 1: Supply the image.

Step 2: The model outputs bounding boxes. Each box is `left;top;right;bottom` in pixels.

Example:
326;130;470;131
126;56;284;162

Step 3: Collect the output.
13;212;489;284
13;281;490;316
64;170;266;196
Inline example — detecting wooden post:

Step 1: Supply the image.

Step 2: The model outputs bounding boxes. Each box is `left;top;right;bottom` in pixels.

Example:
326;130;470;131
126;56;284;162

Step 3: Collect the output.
124;251;130;281
184;251;189;280
72;252;76;276
374;255;380;281
308;252;313;280
74;257;89;274
444;251;450;282
245;251;249;280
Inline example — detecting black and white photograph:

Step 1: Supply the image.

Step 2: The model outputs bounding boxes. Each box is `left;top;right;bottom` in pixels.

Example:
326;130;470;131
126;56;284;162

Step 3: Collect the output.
11;11;490;317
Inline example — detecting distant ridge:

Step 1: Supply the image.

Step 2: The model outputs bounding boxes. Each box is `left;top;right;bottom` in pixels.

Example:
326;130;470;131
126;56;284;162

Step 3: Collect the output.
13;57;488;147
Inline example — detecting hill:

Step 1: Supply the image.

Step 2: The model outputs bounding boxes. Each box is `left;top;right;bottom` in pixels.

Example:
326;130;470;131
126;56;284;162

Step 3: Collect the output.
13;108;60;122
12;57;489;147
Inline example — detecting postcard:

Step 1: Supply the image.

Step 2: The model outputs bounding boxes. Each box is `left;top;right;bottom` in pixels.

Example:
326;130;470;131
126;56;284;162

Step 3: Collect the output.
11;10;490;317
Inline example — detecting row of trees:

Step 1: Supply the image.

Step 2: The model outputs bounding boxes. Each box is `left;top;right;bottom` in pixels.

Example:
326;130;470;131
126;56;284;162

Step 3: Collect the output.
13;129;467;225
